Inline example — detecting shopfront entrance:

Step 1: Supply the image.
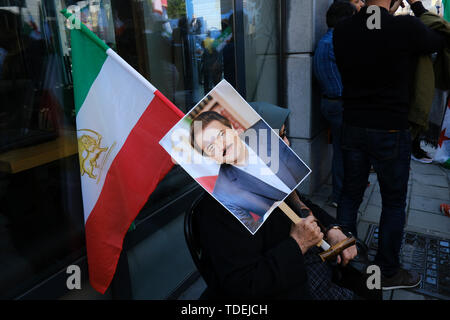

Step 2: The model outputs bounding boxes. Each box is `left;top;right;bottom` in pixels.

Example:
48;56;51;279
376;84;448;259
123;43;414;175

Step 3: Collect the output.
0;0;283;299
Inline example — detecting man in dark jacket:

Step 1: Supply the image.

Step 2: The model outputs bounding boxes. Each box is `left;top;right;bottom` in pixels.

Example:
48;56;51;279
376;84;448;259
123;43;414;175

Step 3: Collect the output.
333;0;445;290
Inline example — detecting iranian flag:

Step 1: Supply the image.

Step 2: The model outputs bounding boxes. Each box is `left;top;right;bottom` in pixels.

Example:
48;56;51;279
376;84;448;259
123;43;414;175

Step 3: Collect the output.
62;9;184;293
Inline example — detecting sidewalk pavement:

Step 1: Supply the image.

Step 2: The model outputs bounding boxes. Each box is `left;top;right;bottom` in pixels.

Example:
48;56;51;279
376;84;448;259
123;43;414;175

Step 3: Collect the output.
312;149;450;300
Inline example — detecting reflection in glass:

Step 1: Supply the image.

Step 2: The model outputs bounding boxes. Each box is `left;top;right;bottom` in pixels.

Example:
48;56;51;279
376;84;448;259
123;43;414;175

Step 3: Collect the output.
141;0;235;113
243;0;279;105
0;0;83;298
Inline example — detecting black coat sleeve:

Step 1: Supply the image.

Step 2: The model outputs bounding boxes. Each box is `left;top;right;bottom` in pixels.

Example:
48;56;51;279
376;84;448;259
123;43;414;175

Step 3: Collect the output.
195;193;309;299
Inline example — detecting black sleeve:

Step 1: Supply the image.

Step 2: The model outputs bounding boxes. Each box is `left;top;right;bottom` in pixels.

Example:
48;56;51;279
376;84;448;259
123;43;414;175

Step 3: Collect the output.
195;194;308;299
410;1;427;17
406;9;445;54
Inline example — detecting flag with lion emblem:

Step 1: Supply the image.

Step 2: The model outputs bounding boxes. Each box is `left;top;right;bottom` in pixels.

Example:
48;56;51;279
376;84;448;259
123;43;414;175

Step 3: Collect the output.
62;9;184;294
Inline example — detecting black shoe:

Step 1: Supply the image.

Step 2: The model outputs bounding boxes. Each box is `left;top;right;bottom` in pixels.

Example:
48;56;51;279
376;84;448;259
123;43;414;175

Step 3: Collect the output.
381;268;421;290
412;149;433;164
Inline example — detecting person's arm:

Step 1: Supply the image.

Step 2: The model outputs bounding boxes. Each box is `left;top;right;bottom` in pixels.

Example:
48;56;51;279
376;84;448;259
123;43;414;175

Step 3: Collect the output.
409;0;428;17
286;191;357;266
196;194;318;298
407;0;446;53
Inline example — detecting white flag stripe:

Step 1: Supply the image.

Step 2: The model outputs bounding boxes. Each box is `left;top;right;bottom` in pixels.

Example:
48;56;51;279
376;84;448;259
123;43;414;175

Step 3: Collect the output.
77;55;155;222
106;49;158;93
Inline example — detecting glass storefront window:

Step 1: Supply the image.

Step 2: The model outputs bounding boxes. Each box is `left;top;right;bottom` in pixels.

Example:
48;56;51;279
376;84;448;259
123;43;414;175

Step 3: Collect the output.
243;0;280;105
137;0;236;113
0;0;82;298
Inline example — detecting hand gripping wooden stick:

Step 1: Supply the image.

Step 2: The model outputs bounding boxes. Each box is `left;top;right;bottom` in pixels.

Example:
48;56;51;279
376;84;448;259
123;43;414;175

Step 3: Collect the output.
278;202;357;261
318;236;357;262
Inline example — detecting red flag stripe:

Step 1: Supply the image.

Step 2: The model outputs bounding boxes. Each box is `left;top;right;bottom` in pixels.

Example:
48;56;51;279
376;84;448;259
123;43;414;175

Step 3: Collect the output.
85;91;183;293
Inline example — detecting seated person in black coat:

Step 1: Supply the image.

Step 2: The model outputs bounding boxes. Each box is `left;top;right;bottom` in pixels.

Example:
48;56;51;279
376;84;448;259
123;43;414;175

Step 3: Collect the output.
194;102;375;300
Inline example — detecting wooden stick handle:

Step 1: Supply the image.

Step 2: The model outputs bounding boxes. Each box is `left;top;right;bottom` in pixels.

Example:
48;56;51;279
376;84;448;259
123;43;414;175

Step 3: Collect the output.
318;237;357;262
278;202;330;251
279;202;302;224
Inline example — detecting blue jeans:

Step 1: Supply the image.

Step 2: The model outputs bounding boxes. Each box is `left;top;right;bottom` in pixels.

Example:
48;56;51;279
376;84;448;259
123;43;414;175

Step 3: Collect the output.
320;98;344;203
337;125;411;277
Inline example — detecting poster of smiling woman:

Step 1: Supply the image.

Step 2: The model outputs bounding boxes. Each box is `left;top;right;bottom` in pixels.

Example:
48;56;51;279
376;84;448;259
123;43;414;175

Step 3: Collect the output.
160;80;311;234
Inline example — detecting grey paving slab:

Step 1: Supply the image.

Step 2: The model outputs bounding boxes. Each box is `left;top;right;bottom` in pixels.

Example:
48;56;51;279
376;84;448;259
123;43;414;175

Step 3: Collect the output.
368;173;378;184
410;162;446;176
356;210;363;225
310;191;338;218
368;192;382;207
310;195;327;210
412;173;448;188
364;181;376;198
356;221;372;241
407;210;450;235
391;289;427;300
405;224;450;240
445;172;450;188
360;204;381;224
312;184;333;199
446;168;450;180
373;176;413;192
323;205;337;219
409;195;446;215
411;184;449;201
374;183;380;192
360;195;371;213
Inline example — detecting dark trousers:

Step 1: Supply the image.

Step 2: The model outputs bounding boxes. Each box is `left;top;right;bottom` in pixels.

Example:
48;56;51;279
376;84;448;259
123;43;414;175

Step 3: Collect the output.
320;98;344;203
337;125;411;277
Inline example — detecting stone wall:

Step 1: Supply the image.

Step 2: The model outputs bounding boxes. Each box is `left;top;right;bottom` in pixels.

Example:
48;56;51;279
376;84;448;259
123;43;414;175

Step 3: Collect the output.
285;0;333;195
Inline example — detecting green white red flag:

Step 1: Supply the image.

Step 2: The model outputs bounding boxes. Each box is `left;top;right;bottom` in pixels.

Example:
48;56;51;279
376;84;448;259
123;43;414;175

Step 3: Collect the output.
62;9;184;294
